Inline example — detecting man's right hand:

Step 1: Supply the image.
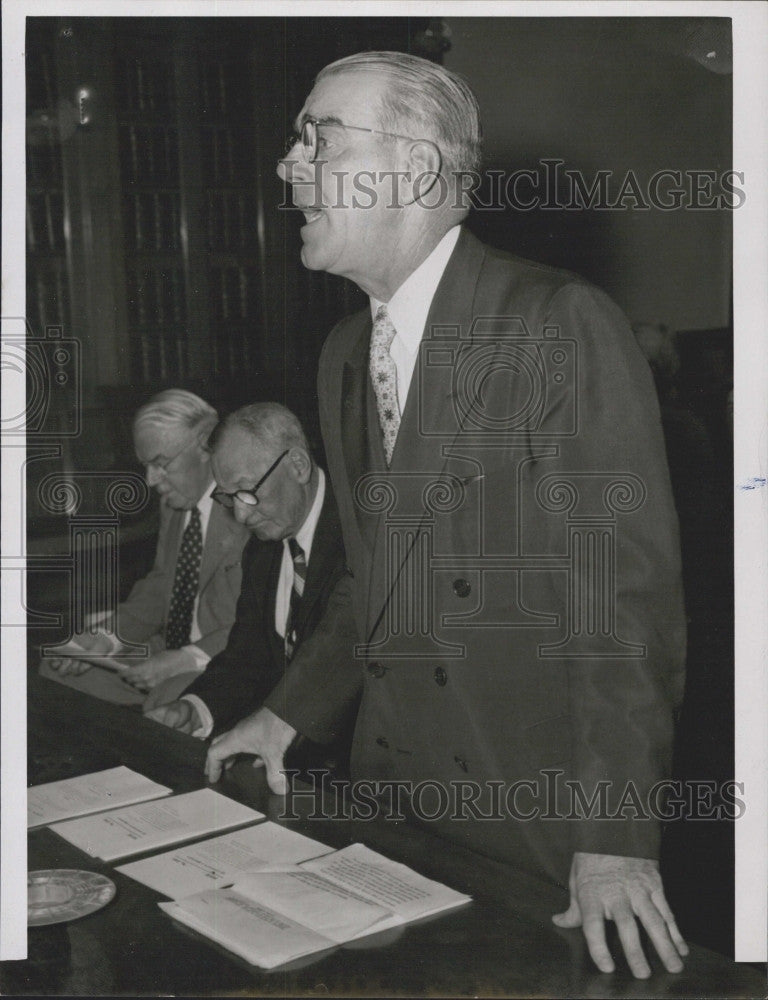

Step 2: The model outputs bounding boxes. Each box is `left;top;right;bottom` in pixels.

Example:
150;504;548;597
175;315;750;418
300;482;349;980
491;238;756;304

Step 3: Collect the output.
205;707;297;793
144;700;201;734
41;656;92;676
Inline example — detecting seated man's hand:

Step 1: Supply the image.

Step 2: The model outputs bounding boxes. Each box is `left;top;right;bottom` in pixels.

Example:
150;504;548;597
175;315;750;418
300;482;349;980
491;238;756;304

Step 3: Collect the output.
205;707;296;794
41;629;122;676
145;700;201;734
41;656;92;677
122;649;195;692
552;851;688;979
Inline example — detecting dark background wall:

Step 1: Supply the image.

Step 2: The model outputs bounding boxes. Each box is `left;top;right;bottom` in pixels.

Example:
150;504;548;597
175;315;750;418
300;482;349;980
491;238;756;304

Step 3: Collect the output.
448;17;732;333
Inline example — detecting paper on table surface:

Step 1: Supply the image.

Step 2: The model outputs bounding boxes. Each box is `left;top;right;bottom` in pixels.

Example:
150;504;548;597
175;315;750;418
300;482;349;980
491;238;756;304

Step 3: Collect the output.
50;788;264;861
159;889;342;969
229;868;394;943
117;821;333;898
301;842;471;922
28;766;171;828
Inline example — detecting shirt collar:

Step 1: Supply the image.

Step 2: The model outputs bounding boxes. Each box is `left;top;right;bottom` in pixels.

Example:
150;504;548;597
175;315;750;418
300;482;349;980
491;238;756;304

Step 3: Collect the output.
291;467;326;562
191;481;216;535
370;225;461;354
197;482;215;518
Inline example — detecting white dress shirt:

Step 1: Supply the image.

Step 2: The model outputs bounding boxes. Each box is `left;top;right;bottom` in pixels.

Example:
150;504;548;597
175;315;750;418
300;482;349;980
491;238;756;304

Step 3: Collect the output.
185;469;326;739
370;225;460;412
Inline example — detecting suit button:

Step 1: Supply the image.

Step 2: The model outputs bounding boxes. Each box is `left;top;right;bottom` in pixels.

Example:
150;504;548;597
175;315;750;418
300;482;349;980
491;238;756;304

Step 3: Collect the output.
453;578;471;598
368;661;386;678
376;736;389;748
434;666;447;686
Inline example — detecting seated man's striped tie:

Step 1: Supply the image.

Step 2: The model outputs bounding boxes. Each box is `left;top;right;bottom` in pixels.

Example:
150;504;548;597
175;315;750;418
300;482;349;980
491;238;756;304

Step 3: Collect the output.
284;537;306;660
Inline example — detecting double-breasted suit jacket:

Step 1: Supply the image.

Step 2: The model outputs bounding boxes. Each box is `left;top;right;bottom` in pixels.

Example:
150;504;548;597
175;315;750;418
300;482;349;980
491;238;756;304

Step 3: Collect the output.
266;227;686;885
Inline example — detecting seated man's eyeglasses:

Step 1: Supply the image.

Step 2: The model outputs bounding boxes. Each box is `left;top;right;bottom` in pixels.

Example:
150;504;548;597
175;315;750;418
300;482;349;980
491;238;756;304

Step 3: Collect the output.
284;118;420;164
211;449;290;508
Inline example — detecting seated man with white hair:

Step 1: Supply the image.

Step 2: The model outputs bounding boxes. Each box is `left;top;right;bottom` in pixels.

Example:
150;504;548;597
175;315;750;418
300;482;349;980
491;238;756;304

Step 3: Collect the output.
41;389;249;705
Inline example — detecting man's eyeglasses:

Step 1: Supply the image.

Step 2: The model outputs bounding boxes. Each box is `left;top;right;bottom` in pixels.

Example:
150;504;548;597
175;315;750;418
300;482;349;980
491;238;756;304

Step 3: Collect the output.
143;436;198;475
284;118;420;164
211;450;289;508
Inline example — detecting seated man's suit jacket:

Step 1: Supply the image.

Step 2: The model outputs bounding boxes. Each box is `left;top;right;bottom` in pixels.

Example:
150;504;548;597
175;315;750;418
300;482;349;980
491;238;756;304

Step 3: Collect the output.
183;483;357;737
265;226;687;887
116;499;249;659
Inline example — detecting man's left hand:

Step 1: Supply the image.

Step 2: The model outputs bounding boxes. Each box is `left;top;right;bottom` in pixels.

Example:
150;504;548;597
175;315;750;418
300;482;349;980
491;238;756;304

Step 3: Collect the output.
122;649;194;691
552;851;688;979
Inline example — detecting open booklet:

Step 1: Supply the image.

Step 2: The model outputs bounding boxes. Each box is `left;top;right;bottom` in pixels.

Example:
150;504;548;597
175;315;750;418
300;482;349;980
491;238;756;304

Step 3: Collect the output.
49;788;264;861
159;842;471;969
117;821;334;898
28;766;171;828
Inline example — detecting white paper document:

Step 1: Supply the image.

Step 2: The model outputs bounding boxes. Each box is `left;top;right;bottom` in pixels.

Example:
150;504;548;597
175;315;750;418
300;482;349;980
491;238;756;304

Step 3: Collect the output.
49;640;134;673
49;788;264;861
28;766;171;828
117;821;333;898
159;842;471;968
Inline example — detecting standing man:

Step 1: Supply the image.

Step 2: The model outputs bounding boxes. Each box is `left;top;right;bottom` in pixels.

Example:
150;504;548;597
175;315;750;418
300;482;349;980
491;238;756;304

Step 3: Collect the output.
207;52;687;979
145;402;357;751
42;389;248;704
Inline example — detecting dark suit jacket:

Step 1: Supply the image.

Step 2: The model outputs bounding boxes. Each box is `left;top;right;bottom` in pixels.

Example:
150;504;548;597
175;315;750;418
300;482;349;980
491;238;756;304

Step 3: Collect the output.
266;227;686;885
185;482;357;737
116;499;249;658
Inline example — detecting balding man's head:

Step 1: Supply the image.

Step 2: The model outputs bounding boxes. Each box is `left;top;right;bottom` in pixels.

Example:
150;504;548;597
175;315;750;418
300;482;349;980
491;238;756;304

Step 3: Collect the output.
210;403;317;541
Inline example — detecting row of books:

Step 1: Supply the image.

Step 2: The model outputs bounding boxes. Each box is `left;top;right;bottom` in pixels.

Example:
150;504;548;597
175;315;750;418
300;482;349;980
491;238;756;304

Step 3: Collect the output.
29;766;470;969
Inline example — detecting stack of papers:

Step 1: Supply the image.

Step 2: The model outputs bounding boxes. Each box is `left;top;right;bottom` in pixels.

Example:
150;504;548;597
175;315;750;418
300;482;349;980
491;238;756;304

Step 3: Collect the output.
32;767;471;970
159;842;472;968
28;767;171;827
49;788;264;861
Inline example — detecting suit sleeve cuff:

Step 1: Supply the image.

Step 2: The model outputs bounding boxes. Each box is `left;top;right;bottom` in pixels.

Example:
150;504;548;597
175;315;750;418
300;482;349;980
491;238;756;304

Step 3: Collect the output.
181;644;211;672
181;695;214;739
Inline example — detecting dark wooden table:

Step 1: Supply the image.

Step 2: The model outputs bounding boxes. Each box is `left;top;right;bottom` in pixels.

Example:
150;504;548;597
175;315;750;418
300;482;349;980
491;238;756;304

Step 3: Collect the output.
2;675;764;997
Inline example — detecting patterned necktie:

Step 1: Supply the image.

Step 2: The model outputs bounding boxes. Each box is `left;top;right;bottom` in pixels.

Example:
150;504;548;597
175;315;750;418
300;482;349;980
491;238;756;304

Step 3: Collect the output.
165;506;203;649
369;304;401;466
284;537;307;660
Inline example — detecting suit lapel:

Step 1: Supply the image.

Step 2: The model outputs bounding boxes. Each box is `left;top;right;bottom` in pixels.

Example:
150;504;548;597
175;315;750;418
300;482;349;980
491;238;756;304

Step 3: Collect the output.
390;226;487;474
198;502;239;593
263;542;286;666
291;488;340;638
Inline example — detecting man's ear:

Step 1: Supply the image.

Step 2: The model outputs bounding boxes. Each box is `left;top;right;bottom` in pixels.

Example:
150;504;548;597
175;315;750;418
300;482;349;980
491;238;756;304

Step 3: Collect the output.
196;428;214;463
288;447;312;484
399;139;443;207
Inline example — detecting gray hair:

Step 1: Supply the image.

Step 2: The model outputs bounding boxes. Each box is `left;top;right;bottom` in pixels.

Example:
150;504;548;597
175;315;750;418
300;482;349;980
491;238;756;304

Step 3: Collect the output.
133;389;218;436
317;51;482;177
209;402;310;458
